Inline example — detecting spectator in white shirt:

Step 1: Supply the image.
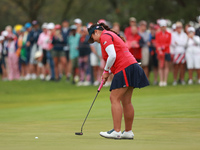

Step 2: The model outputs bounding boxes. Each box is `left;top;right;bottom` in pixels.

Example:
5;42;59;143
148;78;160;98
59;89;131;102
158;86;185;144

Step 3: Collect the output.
171;22;187;85
185;27;200;84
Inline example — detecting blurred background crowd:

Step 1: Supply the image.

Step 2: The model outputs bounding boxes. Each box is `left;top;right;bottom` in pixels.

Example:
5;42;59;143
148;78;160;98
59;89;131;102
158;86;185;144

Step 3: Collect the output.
0;16;200;87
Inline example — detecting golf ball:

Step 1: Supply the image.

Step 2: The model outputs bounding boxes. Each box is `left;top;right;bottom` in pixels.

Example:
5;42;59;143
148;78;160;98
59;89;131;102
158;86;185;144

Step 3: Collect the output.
35;137;38;139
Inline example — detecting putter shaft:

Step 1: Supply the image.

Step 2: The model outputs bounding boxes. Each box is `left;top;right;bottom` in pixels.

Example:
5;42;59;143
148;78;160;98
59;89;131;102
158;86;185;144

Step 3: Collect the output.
80;91;100;133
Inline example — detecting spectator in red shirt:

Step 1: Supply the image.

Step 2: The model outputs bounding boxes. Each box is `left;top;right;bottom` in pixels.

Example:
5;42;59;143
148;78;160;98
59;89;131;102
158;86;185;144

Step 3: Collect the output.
126;25;144;62
124;17;137;40
156;19;171;86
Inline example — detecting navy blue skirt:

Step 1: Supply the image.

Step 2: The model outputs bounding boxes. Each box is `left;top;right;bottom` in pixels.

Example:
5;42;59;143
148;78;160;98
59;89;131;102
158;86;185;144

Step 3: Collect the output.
110;63;149;91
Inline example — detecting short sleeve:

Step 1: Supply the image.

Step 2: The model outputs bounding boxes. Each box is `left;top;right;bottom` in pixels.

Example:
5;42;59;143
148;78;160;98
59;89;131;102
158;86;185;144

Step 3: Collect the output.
100;34;114;50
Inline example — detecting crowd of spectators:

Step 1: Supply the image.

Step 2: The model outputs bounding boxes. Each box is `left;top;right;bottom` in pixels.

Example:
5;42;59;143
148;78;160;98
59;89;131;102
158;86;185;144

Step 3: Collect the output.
0;16;200;86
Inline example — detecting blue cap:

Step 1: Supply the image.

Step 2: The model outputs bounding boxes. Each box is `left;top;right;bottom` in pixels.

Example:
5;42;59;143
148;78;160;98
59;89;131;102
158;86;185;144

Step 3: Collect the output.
24;22;32;29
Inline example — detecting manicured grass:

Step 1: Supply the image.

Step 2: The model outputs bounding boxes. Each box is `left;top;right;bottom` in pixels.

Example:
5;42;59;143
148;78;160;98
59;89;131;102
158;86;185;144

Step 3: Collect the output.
0;77;200;150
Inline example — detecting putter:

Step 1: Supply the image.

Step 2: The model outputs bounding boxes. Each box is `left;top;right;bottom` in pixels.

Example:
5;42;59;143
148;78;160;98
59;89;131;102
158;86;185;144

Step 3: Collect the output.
75;80;104;136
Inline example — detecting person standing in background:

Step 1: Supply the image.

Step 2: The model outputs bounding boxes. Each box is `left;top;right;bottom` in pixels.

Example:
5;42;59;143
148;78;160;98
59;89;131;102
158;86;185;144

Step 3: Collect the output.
61;19;71;81
23;22;32;80
37;23;54;81
112;22;124;37
0;31;8;81
27;20;42;80
156;19;171;87
7;34;20;80
68;25;81;84
126;26;144;62
0;36;5;80
139;20;150;79
149;24;158;85
171;22;187;86
185;27;200;85
51;24;68;81
124;17;137;40
195;16;200;37
77;26;91;86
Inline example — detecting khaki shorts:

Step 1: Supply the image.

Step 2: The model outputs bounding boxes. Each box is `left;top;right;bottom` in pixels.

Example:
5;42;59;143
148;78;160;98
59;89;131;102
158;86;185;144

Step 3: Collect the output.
141;46;150;67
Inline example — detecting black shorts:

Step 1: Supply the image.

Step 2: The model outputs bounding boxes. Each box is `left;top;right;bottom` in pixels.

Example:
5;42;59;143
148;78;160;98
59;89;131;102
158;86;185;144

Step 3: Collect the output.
165;53;171;61
110;63;149;91
42;49;47;65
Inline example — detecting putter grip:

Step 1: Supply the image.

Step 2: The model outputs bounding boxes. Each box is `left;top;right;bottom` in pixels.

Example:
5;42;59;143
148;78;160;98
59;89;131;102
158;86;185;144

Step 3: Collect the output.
98;80;104;92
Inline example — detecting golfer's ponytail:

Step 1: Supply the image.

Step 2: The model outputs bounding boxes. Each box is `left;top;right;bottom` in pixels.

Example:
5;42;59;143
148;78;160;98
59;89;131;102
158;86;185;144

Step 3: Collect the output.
99;23;126;42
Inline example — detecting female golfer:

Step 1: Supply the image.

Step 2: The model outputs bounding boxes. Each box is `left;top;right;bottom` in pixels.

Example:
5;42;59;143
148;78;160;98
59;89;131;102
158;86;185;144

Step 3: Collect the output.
87;23;149;139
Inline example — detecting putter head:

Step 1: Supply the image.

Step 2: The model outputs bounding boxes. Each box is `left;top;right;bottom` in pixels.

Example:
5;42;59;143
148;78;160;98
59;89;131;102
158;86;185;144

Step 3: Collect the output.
75;132;83;135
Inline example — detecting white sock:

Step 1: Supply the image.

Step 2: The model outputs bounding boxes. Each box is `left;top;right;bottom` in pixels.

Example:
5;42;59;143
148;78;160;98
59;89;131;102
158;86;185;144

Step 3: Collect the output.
124;130;132;133
115;130;121;134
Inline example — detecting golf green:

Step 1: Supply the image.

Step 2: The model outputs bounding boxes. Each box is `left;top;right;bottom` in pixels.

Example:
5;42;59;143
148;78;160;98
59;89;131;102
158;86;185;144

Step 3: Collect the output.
0;79;200;150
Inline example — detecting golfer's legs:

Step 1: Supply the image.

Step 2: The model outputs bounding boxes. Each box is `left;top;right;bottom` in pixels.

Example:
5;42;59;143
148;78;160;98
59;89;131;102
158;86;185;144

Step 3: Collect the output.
110;87;128;132
121;87;134;131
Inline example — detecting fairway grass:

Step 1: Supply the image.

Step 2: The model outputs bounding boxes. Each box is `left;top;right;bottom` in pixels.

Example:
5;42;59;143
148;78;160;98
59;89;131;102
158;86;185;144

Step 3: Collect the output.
0;79;200;150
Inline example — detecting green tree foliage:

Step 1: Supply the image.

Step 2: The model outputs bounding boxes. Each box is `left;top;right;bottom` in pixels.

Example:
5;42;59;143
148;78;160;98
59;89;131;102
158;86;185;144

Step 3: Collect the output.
0;0;200;30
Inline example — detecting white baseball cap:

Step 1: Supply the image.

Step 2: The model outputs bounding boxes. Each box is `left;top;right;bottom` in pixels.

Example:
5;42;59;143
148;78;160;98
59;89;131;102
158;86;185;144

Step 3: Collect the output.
159;19;167;27
74;18;82;24
42;22;48;29
1;30;8;37
0;36;5;41
187;27;195;33
172;23;176;30
47;22;55;30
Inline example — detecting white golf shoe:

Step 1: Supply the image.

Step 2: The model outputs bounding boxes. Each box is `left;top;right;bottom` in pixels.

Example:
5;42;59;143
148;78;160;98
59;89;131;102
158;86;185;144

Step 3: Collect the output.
99;129;121;139
121;130;134;139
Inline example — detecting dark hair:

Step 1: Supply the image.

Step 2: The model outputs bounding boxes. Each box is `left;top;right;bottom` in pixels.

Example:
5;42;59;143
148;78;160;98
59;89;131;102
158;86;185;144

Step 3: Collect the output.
99;23;126;42
88;23;126;42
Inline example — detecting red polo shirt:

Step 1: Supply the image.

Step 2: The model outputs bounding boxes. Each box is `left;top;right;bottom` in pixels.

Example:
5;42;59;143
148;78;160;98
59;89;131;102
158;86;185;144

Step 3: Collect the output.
126;33;142;60
100;30;137;74
155;31;171;53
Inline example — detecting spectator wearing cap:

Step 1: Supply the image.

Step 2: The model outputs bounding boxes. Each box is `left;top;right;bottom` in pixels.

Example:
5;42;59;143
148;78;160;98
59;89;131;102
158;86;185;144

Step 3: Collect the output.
37;22;54;81
156;19;171;87
74;18;82;33
138;20;150;79
124;17;137;40
68;25;81;84
126;25;144;62
185;27;200;85
27;20;42;80
61;19;71;80
51;24;68;81
171;22;187;86
23;22;32;80
15;26;28;80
